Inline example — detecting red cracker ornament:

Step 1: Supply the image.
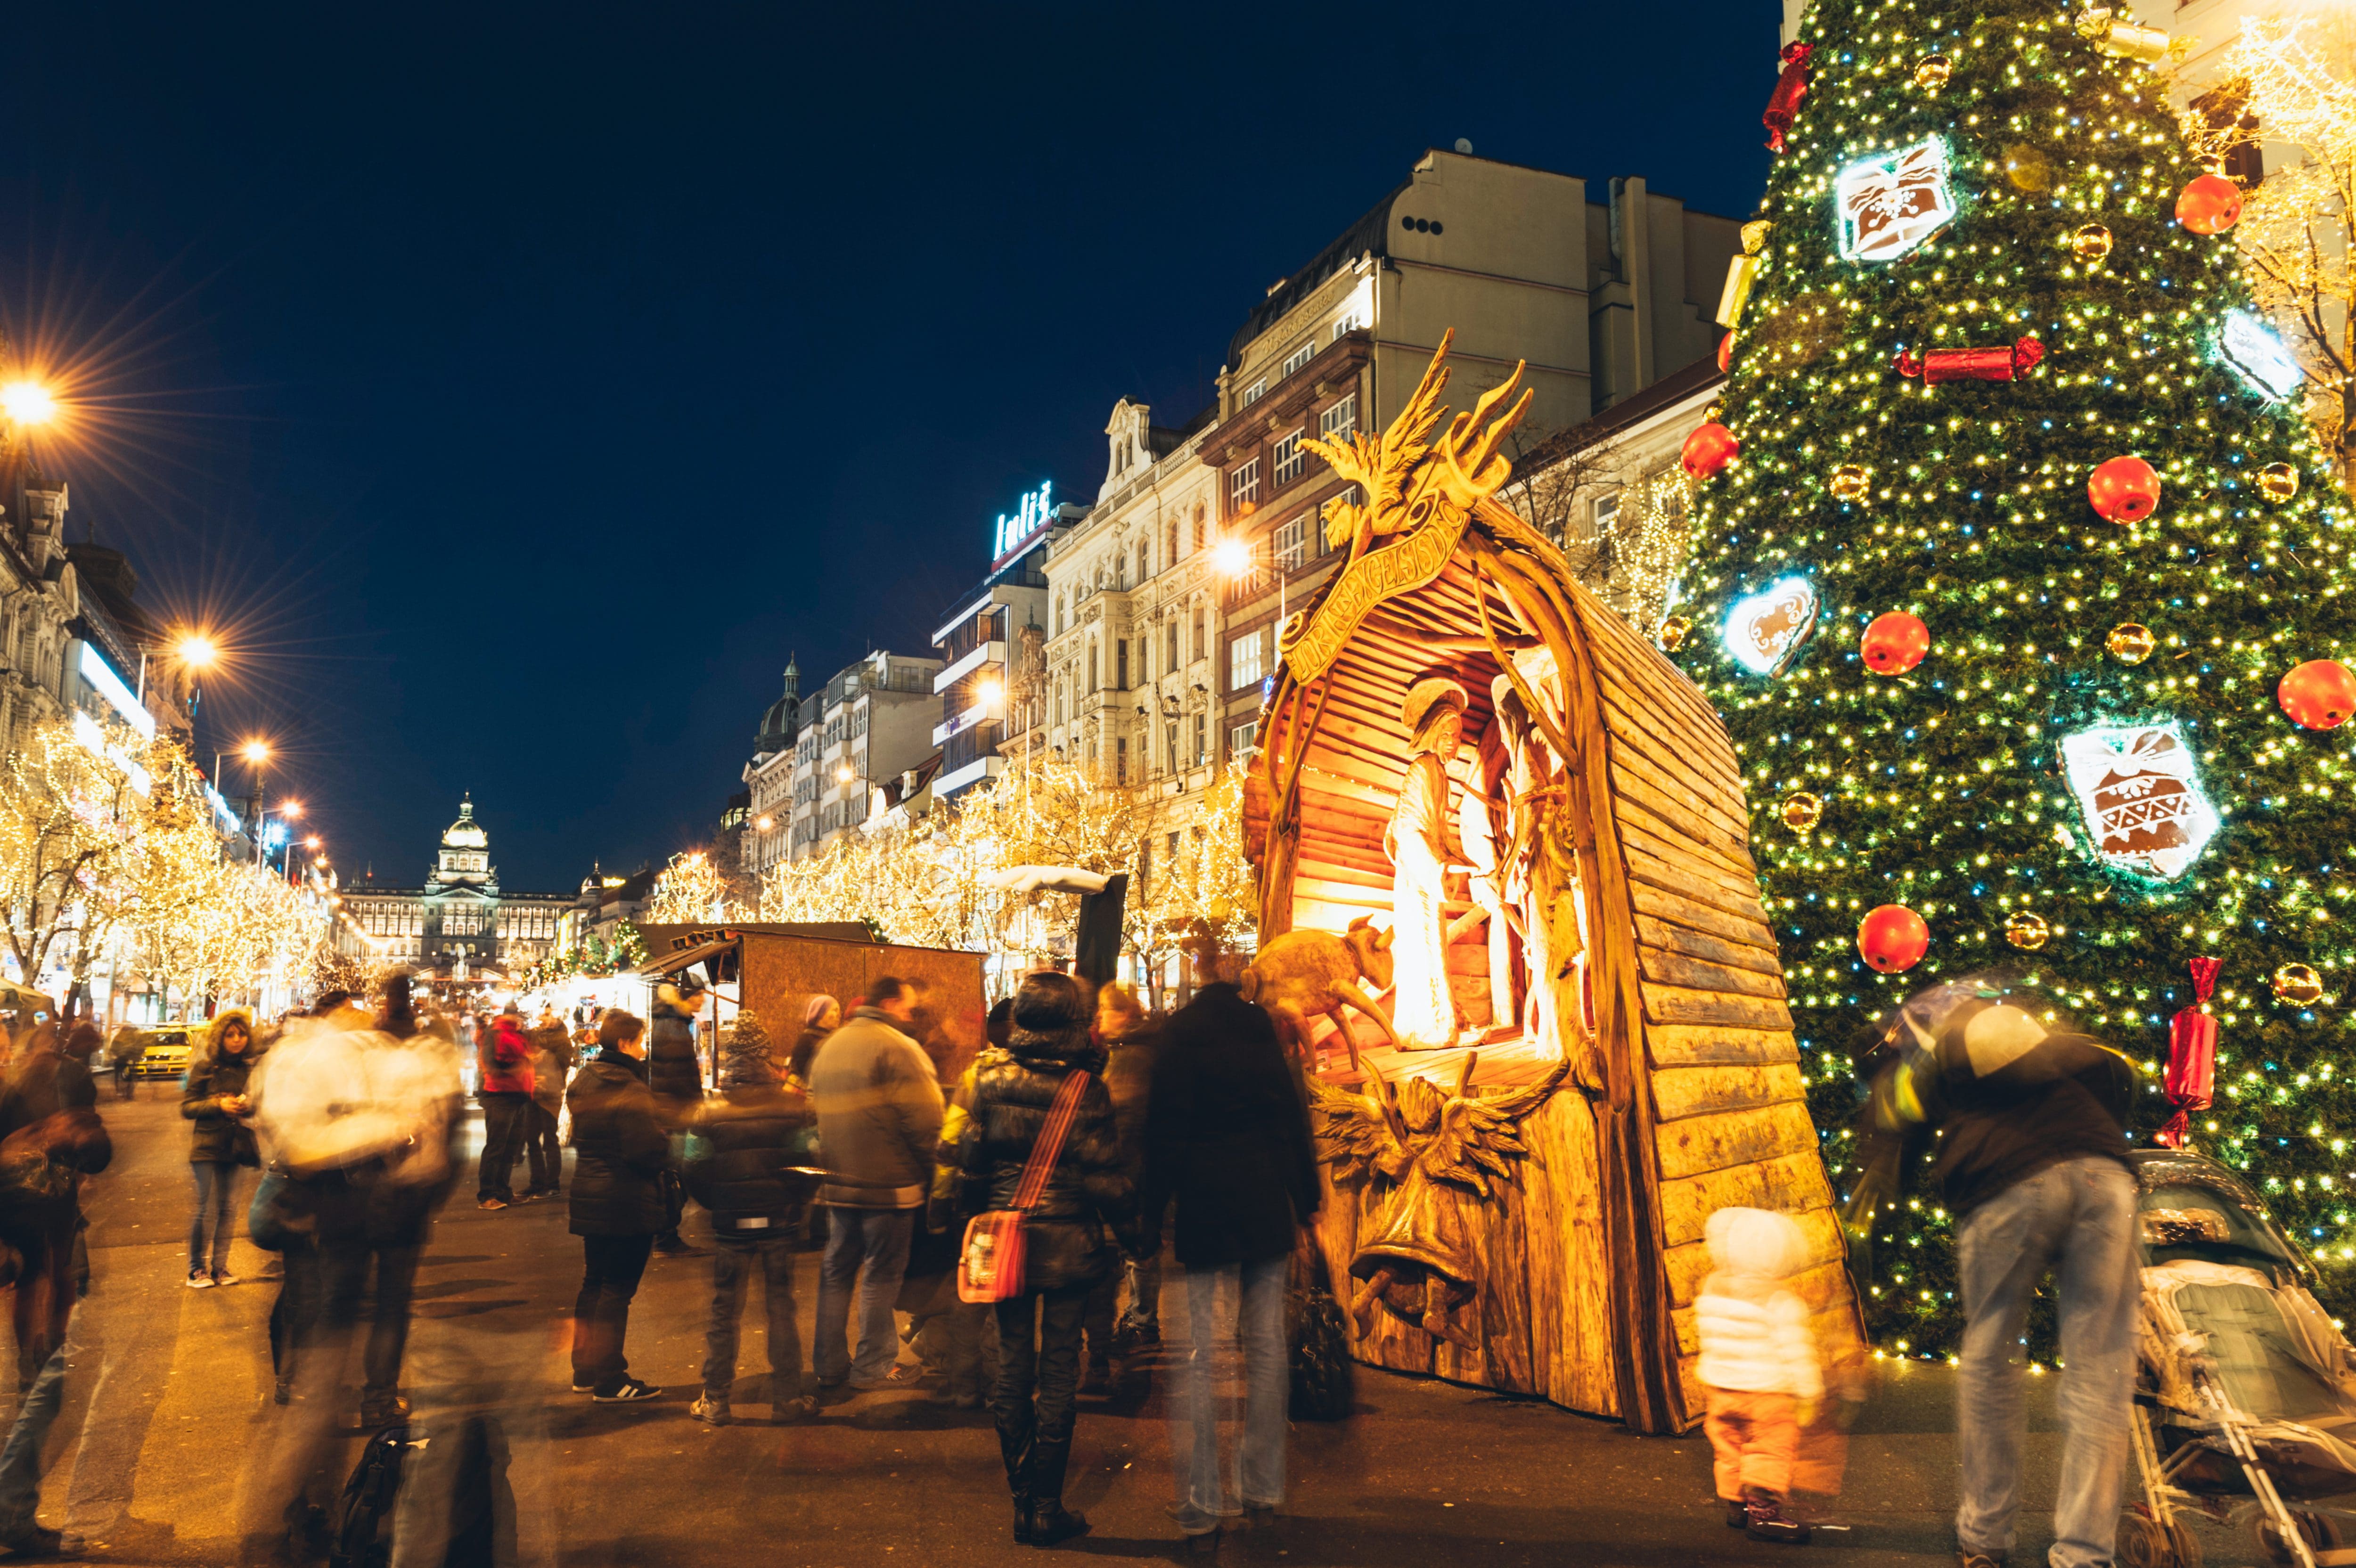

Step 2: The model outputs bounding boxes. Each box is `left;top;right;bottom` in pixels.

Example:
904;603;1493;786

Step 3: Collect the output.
2157;958;2221;1149
1763;43;1814;153
1894;335;2044;384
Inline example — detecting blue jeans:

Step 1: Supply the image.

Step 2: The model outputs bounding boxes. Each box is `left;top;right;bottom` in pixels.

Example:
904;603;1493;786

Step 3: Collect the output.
814;1207;915;1386
190;1160;240;1273
1166;1254;1290;1534
704;1236;803;1401
1956;1155;2139;1568
0;1342;66;1541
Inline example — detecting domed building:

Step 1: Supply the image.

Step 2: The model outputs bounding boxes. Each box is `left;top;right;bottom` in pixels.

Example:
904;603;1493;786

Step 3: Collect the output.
333;795;573;986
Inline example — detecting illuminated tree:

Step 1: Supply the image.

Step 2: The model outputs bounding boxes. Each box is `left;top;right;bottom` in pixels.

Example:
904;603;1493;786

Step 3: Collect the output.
647;850;736;924
1676;1;2356;1351
0;718;144;1001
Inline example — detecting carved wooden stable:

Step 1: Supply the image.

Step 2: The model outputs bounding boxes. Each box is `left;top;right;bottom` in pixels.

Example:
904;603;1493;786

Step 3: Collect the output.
1250;337;1862;1433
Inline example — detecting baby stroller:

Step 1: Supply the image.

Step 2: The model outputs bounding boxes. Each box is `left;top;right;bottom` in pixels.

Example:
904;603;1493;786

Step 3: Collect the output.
2126;1147;2356;1568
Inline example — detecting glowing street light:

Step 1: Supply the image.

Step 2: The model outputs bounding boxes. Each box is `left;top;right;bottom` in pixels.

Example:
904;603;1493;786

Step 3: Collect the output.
754;814;775;832
0;382;56;426
242;740;271;766
978;677;1005;704
1212;537;1254;577
280;801;303;819
175;634;218;670
304;835;322;850
836;764;855;784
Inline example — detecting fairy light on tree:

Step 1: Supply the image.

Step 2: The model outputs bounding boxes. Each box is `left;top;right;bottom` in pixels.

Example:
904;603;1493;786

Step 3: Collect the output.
1676;0;2356;1353
646;850;736;924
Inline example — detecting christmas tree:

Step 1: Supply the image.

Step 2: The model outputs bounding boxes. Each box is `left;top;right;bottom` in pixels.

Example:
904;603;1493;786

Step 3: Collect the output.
1675;0;2356;1355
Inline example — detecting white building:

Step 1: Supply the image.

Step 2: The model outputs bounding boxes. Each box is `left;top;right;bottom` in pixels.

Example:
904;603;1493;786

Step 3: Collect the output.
786;650;943;861
930;481;1080;803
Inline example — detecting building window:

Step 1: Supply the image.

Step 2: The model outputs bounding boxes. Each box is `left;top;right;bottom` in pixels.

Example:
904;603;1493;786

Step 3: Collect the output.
1116;736;1128;785
1592;493;1620;541
1194;713;1207;766
1333;303;1367;339
1230;720;1259;759
1319;395;1357;442
1281;342;1314;379
1241;378;1265;407
1088;644;1098;692
1136;539;1149;583
1228;458;1260;515
1192;504;1207;550
1192;606;1205;662
1165;619;1178;670
1229;628;1263;692
1274;515;1307;571
1273;428;1306;487
1117;639;1129;691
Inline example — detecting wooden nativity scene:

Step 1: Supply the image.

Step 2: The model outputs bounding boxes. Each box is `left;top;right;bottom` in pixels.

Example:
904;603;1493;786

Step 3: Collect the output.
1238;334;1864;1434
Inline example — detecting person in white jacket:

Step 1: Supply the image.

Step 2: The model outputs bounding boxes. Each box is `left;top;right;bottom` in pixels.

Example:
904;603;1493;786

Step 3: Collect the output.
1696;1207;1831;1542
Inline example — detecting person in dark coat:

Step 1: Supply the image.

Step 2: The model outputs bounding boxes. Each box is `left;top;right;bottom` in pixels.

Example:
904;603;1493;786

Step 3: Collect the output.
522;1020;573;1200
565;1010;667;1402
0;1103;107;1557
647;980;707;1255
1143;973;1322;1550
787;994;839;1086
1097;983;1164;1353
950;972;1137;1548
684;1010;817;1425
180;1009;258;1287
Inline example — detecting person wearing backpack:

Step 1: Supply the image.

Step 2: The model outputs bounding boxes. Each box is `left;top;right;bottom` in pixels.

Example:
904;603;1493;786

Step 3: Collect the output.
949;972;1137;1549
565;1010;668;1403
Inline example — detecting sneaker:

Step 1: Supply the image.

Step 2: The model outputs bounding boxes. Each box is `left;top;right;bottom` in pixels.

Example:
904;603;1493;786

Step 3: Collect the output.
273;1379;292;1406
186;1269;213;1289
690;1395;730;1426
570;1380;595;1394
592;1378;662;1403
210;1268;238;1288
359;1393;411;1427
0;1524;84;1558
477;1197;508;1211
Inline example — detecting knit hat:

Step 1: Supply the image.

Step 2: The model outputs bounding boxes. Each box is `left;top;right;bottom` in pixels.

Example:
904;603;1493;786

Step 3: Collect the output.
721;1010;774;1089
802;994;837;1029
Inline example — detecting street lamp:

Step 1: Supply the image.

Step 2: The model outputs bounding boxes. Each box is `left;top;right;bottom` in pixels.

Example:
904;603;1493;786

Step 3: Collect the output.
0;382;55;428
1215;532;1290;626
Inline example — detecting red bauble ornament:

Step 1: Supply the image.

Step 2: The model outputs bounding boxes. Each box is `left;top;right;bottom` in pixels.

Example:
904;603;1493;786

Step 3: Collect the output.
2157;958;2221;1150
2087;455;2161;523
2176;174;2243;235
1857;905;1928;973
1682;422;1739;479
1860;612;1930;674
1717;331;1734;373
2279;659;2356;730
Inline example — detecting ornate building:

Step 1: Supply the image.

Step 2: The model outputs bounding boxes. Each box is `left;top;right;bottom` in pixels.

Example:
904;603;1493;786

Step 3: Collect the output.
334;797;570;983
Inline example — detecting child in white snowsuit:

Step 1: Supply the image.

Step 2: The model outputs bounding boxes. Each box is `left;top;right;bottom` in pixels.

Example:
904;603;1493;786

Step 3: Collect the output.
1696;1206;1835;1542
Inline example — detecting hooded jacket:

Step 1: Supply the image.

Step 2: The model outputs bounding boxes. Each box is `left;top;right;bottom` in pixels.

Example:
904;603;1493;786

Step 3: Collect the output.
808;1008;943;1209
182;1010;259;1165
526;1023;573;1114
951;1013;1136;1291
565;1055;669;1237
687;1034;816;1240
1142;982;1320;1266
479;1015;534;1098
647;983;706;1107
1693;1207;1823;1398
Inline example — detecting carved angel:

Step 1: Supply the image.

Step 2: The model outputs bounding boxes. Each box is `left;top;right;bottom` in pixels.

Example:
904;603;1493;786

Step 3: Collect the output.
1309;1050;1566;1349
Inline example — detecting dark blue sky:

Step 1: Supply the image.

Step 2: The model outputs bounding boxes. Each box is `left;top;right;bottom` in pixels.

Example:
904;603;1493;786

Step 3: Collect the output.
7;3;1778;892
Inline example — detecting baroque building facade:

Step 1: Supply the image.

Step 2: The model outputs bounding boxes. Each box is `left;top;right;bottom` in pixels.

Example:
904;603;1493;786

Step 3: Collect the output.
335;798;570;982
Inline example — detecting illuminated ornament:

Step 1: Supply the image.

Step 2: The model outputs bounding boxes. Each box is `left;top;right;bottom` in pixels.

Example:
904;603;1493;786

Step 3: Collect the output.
2087;455;2160;523
2060;722;2220;881
2157;957;2221;1149
2002;142;2053;193
1717;332;1734;374
2278;659;2356;729
2218;310;2302;401
2274;964;2325;1006
2106;622;2155;665
2077;6;2168;63
1829;463;1870;502
1914;54;1951;92
1860;611;1929;675
2004;911;2050;951
1682;422;1739;479
2258;462;2299;503
1656;614;1693;652
1717;229;1770;331
1857;905;1928;974
1722;577;1819;677
1894;335;2044;384
2071;223;2113;264
2176;174;2242;234
1761;42;1814;153
1834;138;1956;262
1779;791;1823;831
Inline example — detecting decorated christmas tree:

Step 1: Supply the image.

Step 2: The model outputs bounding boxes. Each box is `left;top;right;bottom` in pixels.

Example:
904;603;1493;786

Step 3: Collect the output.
1675;0;2356;1354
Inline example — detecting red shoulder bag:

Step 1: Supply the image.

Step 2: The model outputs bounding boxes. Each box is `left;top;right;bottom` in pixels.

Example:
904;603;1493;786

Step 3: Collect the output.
958;1070;1089;1305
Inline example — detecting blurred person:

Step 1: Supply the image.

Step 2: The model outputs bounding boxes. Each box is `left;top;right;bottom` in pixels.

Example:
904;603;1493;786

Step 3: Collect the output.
809;976;942;1393
1143;961;1321;1552
474;1006;534;1211
181;1009;259;1288
565;1009;666;1402
918;1007;1016;1412
683;1011;817;1425
358;975;464;1428
1697;1207;1836;1541
647;979;709;1256
522;1017;573;1200
0;1104;110;1557
1089;982;1159;1373
949;972;1135;1548
788;994;840;1086
0;1021;102;1394
107;1022;148;1101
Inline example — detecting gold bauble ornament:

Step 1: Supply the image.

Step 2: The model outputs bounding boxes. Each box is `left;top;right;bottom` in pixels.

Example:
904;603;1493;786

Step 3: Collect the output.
2258;462;2299;503
1703;401;1726;425
1914;54;1952;91
1657;615;1693;652
2274;963;2326;1005
2071;223;2113;264
1779;792;1824;831
2004;911;2050;951
1829;463;1870;502
2004;143;2054;193
2106;622;2155;664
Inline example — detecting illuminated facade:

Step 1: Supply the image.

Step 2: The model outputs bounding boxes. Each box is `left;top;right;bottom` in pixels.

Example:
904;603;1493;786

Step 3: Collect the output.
333;797;570;981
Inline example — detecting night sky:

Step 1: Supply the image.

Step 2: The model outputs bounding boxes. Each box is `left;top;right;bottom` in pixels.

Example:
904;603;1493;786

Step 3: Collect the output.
4;3;1778;893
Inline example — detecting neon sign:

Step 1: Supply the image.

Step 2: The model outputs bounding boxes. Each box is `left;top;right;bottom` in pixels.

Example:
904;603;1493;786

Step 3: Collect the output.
992;481;1056;562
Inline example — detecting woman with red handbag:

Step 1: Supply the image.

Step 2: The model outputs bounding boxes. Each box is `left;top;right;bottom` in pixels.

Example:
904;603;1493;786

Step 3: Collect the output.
949;972;1137;1549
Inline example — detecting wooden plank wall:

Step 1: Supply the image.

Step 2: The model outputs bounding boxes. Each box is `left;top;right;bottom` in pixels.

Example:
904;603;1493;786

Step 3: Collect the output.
1569;588;1864;1414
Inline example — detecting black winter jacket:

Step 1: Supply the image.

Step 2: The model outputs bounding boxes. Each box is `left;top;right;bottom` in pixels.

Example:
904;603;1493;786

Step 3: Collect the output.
647;991;704;1110
686;1083;816;1240
181;1051;258;1165
952;1022;1136;1292
1143;983;1321;1266
566;1057;670;1237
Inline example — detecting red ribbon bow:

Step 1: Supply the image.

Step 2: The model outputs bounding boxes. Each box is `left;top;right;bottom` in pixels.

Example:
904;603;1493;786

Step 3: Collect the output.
1764;43;1815;153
